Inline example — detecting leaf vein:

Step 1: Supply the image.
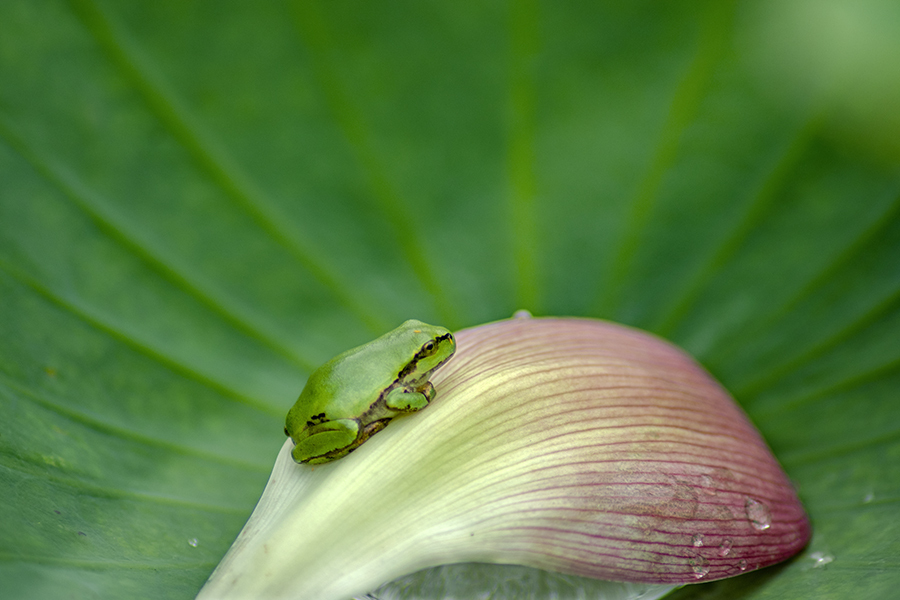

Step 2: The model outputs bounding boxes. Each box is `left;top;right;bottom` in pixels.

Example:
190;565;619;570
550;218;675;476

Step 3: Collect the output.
0;461;250;515
593;2;735;318
653;114;822;335
0;115;317;373
66;0;386;333
0;262;282;418
289;0;457;324
0;373;270;474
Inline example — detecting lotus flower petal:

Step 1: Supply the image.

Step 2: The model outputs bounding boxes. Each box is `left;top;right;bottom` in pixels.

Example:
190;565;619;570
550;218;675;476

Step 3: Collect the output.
198;316;810;600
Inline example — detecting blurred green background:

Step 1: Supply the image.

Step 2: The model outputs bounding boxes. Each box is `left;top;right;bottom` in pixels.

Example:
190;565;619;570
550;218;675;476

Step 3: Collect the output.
1;0;899;598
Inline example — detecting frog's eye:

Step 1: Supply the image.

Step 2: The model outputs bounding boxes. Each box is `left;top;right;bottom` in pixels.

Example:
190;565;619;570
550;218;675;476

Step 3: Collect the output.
422;341;436;355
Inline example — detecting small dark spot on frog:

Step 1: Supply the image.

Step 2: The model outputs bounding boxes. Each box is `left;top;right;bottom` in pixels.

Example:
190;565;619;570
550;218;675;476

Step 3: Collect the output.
306;413;328;427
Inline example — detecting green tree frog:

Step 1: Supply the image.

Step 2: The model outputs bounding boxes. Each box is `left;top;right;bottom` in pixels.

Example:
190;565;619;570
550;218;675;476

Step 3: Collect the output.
285;320;456;464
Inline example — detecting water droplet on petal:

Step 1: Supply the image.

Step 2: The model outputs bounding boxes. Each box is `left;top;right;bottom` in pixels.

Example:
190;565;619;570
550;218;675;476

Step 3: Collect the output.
745;497;772;530
738;559;748;571
689;555;710;579
718;539;733;557
512;310;533;319
691;533;704;547
188;538;199;548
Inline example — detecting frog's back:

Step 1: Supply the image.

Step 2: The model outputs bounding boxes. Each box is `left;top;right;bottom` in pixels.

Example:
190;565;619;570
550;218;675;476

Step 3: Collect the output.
298;342;403;419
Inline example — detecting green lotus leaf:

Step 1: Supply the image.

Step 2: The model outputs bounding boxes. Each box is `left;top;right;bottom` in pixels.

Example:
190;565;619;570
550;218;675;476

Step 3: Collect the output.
1;0;898;599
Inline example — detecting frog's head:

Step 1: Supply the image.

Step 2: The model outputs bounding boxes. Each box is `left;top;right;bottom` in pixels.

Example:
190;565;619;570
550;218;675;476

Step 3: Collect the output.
396;320;456;385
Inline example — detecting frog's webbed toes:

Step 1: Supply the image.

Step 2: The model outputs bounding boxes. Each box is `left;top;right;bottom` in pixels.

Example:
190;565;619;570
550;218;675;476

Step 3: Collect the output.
419;381;435;401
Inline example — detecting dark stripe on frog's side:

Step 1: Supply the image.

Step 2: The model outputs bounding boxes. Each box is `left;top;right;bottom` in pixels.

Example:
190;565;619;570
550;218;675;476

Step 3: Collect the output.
357;333;455;425
317;418;392;462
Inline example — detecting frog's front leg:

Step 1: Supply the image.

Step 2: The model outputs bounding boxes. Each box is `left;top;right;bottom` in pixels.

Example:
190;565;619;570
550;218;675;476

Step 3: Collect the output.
291;419;360;464
384;386;431;412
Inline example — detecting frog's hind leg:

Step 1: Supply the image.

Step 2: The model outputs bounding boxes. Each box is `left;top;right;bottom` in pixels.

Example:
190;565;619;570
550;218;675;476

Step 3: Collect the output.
292;419;359;464
356;418;391;447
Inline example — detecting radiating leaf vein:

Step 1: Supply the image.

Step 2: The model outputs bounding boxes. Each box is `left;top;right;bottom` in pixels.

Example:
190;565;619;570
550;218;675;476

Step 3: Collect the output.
652;114;821;336
289;0;457;324
0;116;317;373
738;288;900;400
0;262;282;418
66;0;387;334
0;461;249;514
593;1;735;318
0;374;270;474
